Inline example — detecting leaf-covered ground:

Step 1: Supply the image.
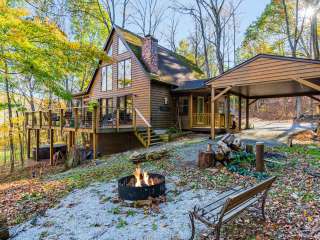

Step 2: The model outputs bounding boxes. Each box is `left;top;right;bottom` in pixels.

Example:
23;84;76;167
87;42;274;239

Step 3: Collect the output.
1;135;319;239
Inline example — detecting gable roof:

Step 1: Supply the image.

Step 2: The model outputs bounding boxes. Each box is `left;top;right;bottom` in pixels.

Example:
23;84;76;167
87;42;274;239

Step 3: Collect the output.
73;25;204;97
116;26;204;85
207;54;320;85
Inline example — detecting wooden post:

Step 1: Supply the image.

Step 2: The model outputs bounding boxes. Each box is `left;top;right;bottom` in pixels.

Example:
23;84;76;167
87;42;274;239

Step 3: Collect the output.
133;110;137;131
147;127;151;147
116;109;120;132
31;111;35;128
50;129;54;165
39;111;42;128
238;96;242;131
226;94;230;131
35;129;40;161
211;88;216;139
27;128;31;159
188;94;193;129
92;133;97;159
74;108;79;130
60;109;64;133
245;98;250;129
92;106;97;159
68;131;72;149
256;142;265;172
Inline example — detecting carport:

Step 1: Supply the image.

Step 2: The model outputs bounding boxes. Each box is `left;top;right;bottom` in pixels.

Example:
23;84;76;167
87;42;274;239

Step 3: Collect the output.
207;54;320;139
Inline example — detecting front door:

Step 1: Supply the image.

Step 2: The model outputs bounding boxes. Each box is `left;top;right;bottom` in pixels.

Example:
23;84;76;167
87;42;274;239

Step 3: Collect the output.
196;96;205;124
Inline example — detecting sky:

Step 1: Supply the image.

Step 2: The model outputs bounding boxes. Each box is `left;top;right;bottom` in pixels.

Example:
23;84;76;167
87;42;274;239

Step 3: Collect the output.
127;0;271;48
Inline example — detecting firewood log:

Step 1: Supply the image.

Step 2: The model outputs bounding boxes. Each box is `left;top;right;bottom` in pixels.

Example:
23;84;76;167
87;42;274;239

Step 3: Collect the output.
0;215;9;240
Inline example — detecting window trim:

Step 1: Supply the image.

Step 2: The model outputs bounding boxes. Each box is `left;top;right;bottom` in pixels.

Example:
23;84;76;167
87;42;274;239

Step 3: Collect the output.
101;65;113;92
117;58;132;89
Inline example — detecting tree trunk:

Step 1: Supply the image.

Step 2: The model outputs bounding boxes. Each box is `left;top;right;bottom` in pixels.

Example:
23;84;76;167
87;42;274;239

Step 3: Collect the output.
311;12;320;59
196;0;211;77
4;62;15;172
15;110;24;167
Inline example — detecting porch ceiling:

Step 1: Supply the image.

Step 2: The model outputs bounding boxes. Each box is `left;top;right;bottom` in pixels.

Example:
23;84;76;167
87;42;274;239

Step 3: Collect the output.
228;78;320;99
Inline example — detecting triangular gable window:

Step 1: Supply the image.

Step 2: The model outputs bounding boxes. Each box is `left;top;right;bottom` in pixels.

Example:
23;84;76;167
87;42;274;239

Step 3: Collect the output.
107;42;112;57
118;38;128;54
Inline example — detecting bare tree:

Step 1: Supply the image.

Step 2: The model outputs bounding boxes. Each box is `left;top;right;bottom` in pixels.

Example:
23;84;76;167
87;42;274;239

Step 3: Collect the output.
200;0;243;74
129;0;165;36
282;0;306;118
164;13;179;52
121;0;131;28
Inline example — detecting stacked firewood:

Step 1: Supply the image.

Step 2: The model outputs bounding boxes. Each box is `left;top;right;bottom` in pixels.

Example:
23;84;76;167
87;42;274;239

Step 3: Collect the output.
198;134;244;168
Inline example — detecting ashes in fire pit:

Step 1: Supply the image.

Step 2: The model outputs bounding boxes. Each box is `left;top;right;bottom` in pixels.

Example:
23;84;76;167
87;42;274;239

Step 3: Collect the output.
118;166;166;201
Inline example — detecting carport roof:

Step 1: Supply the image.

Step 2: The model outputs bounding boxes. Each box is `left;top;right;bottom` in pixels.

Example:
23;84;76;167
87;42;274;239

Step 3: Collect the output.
207;54;320;99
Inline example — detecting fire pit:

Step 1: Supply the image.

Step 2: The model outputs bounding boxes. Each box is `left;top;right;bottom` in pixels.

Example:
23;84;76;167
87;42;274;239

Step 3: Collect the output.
118;166;166;201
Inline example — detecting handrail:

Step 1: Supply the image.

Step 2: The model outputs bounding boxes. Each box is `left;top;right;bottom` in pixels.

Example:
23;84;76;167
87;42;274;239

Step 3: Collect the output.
134;107;151;128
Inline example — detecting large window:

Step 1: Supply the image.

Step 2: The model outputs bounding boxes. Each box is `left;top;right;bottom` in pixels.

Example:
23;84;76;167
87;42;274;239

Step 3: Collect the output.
118;59;132;89
107;42;112;57
101;65;113;91
118;38;127;54
117;95;133;124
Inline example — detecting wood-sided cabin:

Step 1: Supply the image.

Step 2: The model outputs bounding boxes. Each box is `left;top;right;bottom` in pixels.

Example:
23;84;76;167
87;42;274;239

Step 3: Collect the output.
25;25;232;160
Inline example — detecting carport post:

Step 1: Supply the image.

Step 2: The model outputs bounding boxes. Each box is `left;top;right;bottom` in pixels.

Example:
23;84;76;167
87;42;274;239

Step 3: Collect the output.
211;88;216;139
238;96;242;131
245;98;249;129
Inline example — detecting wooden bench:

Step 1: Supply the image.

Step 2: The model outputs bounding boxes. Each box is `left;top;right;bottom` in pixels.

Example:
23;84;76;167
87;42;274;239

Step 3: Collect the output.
189;176;276;240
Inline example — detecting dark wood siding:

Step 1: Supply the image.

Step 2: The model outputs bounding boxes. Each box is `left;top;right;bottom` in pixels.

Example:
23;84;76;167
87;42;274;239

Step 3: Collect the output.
151;81;174;128
88;31;151;126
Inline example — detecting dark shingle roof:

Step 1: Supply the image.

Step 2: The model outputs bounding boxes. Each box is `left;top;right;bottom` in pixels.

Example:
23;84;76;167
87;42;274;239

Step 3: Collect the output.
117;27;204;86
171;79;208;92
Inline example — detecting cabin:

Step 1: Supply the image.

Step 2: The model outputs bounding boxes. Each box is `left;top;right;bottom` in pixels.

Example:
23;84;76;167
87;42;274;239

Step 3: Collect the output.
25;25;230;161
27;26;320;164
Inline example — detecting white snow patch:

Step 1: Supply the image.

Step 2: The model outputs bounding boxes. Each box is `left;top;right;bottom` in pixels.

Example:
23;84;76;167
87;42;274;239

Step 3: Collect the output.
10;177;218;240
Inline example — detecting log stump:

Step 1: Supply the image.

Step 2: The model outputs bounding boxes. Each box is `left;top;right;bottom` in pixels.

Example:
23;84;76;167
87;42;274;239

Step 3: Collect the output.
245;144;254;154
198;150;214;169
0;215;9;240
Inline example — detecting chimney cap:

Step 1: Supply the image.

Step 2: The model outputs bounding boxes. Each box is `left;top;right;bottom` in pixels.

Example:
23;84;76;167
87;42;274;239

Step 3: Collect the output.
144;34;158;41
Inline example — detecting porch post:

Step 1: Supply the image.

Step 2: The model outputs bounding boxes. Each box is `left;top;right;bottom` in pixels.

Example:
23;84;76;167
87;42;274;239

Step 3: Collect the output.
238;96;242;131
211;87;216;139
226;93;230;131
188;94;193;129
245;98;250;129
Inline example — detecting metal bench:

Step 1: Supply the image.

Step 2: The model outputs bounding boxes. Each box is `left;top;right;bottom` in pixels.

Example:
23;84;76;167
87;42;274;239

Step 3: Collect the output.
189;176;276;240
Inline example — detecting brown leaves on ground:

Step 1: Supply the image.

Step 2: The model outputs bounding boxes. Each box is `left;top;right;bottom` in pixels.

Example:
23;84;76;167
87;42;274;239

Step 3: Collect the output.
0;178;69;225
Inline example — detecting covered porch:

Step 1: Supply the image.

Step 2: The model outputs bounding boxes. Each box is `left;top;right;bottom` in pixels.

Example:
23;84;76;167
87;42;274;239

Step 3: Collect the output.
172;80;233;132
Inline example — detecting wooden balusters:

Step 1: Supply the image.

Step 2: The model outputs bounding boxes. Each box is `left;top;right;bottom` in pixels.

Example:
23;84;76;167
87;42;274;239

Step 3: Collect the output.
31;111;35;128
133;110;137;131
39;111;42;128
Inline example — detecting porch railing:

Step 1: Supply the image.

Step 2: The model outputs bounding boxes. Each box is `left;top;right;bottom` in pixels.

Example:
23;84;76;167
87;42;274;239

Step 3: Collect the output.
191;113;233;128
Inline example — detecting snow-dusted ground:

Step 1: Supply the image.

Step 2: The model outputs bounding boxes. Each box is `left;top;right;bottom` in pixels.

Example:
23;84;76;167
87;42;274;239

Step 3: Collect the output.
10;177;218;240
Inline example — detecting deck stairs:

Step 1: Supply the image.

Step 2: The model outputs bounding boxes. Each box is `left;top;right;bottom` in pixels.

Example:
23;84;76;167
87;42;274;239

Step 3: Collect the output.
134;127;163;147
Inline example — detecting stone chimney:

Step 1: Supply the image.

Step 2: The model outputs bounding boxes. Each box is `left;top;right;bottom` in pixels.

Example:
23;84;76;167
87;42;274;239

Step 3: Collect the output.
142;35;159;74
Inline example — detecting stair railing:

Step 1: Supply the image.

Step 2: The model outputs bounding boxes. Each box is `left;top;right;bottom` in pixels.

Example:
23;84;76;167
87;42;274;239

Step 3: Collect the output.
133;107;151;147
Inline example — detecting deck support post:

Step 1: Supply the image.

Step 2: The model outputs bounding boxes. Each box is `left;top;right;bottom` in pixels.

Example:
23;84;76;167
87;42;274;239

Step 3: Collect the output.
59;109;64;136
226;93;230;131
92;106;97;159
238;96;242;131
48;109;54;165
35;129;40;161
116;109;120;132
245;98;250;129
50;129;54;165
27;128;31;159
188;94;193;129
211;88;216;139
